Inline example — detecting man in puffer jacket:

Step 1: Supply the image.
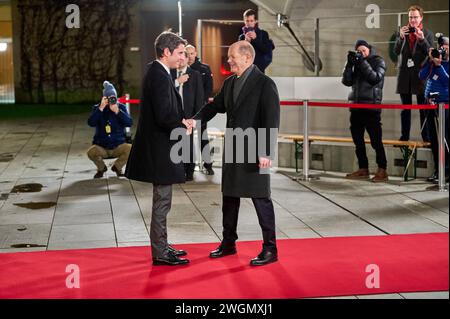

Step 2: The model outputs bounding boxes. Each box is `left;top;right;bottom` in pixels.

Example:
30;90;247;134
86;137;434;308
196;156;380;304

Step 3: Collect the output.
342;39;388;183
419;36;449;183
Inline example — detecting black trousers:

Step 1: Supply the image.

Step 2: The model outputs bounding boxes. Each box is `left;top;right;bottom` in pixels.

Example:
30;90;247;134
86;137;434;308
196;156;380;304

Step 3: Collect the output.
350;110;387;170
183;134;195;175
400;94;429;142
426;109;449;175
222;196;277;253
200;122;213;168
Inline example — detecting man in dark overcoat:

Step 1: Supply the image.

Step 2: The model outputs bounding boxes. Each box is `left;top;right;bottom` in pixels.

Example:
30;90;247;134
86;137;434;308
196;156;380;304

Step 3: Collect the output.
191;41;280;266
125;31;193;266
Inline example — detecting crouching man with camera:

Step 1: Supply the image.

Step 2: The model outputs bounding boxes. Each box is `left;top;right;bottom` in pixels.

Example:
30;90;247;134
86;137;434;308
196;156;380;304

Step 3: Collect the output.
87;81;133;179
342;40;389;183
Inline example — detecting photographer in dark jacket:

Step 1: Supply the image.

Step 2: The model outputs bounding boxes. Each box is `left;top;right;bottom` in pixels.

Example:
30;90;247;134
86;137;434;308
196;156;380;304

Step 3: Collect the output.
87;81;133;179
238;9;274;73
342;40;388;183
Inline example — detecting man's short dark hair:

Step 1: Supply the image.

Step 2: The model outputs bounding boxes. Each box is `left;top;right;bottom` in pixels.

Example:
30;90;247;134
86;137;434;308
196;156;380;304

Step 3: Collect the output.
243;9;257;19
155;31;187;59
408;5;424;17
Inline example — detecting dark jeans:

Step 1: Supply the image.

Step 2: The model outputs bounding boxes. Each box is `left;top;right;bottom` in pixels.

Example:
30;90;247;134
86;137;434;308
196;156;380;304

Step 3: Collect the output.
426;109;449;175
222;196;277;253
350;110;387;170
400;94;429;142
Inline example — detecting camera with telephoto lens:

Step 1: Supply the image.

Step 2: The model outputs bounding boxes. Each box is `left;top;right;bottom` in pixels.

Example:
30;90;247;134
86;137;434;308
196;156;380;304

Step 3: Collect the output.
348;50;363;64
108;96;117;105
431;33;447;60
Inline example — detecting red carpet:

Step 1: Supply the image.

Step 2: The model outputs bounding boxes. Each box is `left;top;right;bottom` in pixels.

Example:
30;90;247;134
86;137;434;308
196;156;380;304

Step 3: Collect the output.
0;233;448;299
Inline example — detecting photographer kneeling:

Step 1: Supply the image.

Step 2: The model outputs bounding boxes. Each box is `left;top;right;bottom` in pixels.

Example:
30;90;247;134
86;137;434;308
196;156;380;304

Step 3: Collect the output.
87;81;133;179
342;40;388;183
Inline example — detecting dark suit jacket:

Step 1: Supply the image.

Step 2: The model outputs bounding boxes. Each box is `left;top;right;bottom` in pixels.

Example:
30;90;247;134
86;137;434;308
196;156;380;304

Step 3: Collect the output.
394;28;434;95
171;67;205;118
194;66;280;198
125;61;186;184
190;58;213;102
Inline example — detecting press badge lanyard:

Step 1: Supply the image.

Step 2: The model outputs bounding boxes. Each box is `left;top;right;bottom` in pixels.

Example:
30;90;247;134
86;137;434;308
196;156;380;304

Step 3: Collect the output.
406;37;419;68
105;119;112;135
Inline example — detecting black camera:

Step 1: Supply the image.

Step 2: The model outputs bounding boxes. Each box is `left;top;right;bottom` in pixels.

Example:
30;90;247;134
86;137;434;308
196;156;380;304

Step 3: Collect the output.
431;33;448;60
348;50;363;64
431;48;446;59
108;96;117;105
408;27;416;34
244;27;254;33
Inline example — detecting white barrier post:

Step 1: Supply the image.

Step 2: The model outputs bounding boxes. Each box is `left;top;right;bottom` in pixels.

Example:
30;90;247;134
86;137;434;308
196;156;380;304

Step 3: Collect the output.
438;102;448;192
125;93;131;140
295;100;318;181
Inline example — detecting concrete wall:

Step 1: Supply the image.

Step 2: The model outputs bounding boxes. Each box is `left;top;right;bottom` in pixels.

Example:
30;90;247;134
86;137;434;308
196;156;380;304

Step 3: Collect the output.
257;0;449;77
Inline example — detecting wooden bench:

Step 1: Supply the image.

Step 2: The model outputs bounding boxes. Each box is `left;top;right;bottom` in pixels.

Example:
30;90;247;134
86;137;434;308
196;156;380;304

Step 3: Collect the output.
207;131;431;181
279;134;430;181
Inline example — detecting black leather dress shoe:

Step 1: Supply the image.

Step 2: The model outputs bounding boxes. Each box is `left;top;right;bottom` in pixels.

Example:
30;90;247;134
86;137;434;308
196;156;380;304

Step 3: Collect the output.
153;253;189;266
168;245;187;257
209;245;237;258
185;172;194;182
250;251;278;266
204;165;215;175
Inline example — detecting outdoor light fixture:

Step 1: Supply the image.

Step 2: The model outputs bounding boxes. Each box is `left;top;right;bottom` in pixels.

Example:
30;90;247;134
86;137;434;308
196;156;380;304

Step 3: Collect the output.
0;43;7;52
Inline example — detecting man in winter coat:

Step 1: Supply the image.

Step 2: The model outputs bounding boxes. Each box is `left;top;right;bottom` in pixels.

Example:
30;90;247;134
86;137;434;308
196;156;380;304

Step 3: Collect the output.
342;40;389;183
190;41;280;266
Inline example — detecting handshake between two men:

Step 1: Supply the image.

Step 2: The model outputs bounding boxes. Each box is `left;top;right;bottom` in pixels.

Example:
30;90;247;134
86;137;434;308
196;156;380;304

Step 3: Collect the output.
180;118;272;169
181;118;197;136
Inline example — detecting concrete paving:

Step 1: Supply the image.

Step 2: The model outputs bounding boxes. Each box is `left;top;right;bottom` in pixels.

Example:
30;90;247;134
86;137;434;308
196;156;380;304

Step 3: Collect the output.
0;114;448;299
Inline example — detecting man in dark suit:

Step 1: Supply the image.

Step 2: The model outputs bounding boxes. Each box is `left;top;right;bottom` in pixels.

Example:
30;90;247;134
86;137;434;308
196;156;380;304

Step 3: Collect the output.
125;31;193;266
394;5;433;142
171;51;205;181
186;44;215;175
189;41;280;266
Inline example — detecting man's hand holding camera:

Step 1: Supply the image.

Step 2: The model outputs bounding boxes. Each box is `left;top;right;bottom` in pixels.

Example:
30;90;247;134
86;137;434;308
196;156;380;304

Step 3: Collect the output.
429;48;443;66
99;97;109;111
347;51;363;66
99;96;119;114
244;28;257;42
399;25;424;41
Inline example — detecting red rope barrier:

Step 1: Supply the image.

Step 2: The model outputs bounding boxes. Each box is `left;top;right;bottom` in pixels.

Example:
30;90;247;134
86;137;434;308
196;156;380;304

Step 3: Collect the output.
307;101;446;110
119;96;449;110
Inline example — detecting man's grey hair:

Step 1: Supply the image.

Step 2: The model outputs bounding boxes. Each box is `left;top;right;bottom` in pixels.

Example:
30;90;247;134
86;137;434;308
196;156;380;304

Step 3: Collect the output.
155;31;187;58
236;41;255;61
